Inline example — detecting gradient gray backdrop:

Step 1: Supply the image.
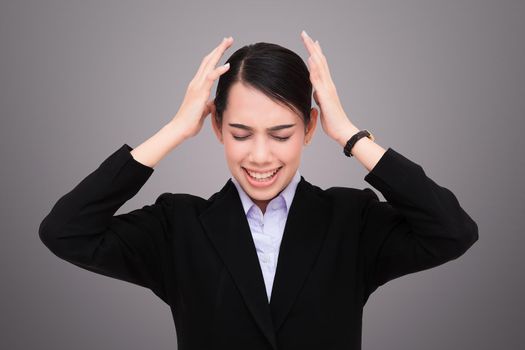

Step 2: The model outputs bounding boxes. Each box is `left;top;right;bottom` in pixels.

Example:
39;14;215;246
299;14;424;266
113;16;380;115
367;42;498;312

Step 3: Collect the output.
2;0;523;349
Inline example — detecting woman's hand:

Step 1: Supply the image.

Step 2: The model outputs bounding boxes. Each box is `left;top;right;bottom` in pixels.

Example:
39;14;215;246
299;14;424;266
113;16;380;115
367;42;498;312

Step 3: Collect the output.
171;36;234;139
300;30;357;145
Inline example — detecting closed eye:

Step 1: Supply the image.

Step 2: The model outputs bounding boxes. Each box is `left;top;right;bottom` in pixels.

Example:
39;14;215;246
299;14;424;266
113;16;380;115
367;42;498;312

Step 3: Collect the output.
233;135;290;142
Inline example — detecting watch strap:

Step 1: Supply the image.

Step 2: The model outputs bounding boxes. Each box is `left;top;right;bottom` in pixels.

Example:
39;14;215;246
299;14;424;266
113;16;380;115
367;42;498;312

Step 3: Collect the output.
343;129;374;157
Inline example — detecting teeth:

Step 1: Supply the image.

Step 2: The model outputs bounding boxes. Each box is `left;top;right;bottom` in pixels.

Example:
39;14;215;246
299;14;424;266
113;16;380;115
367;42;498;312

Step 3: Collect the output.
246;167;280;180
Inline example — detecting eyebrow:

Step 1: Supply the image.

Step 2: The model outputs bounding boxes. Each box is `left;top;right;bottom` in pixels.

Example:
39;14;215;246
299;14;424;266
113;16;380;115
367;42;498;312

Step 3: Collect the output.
228;123;296;131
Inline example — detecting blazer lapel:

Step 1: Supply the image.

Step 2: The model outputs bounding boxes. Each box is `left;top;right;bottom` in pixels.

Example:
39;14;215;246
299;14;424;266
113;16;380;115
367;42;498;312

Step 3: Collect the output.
199;176;331;347
199;179;278;350
269;176;331;332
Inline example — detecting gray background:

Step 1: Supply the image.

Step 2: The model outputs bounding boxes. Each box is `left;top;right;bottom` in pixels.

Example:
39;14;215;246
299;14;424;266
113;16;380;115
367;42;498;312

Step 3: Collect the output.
1;0;523;349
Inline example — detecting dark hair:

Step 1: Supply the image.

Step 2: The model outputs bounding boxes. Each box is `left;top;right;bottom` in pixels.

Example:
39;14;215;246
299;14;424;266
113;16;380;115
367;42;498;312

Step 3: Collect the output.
214;42;312;132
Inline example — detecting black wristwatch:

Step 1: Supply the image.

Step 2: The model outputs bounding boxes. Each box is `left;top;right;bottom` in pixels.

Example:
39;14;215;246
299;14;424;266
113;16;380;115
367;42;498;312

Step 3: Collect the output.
343;129;375;157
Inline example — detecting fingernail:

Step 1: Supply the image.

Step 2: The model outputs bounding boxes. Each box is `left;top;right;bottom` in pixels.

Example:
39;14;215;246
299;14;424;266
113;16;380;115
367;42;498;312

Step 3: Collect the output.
302;30;310;37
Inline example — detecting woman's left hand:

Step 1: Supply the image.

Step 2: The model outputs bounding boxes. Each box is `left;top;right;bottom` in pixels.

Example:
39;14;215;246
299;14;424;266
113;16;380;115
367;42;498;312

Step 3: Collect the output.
300;30;357;145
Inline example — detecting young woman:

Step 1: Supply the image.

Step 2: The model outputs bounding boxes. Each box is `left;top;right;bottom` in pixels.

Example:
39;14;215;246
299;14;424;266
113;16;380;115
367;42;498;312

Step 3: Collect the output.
39;31;479;350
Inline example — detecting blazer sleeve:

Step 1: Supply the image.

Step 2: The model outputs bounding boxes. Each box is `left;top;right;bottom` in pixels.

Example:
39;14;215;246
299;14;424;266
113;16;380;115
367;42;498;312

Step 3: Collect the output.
38;143;170;303
360;147;479;298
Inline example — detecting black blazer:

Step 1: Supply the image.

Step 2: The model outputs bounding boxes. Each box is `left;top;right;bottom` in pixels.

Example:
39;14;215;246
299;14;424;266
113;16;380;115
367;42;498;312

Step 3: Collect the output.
39;144;478;350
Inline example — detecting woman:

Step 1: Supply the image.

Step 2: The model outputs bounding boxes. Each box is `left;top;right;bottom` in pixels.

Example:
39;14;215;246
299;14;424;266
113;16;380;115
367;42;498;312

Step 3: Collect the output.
39;31;479;350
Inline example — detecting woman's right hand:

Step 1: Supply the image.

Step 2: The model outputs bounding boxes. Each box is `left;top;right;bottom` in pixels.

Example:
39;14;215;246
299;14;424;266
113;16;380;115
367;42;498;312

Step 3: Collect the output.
172;36;234;139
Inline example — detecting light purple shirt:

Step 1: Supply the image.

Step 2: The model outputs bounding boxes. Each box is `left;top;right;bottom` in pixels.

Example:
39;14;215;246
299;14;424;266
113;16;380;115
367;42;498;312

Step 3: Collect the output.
231;170;302;302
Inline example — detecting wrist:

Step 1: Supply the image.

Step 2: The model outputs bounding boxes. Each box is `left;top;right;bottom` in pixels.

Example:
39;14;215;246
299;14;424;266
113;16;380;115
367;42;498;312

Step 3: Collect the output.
166;119;190;142
336;124;360;147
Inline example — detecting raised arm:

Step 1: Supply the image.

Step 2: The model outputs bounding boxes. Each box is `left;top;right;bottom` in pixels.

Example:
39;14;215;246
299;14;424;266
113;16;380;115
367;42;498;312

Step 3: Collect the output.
39;36;235;303
38;143;173;302
359;147;479;301
298;30;478;303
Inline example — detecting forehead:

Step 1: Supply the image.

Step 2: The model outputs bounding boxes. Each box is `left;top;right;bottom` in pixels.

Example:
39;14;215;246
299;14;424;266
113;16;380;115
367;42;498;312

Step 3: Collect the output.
224;82;300;125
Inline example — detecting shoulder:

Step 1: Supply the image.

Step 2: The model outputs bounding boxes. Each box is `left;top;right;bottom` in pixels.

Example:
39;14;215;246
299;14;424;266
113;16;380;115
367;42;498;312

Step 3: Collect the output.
302;178;378;214
309;180;376;204
152;191;211;213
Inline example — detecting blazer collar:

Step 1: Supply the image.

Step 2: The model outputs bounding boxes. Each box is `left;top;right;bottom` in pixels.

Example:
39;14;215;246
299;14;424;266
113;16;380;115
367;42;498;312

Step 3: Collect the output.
198;175;331;350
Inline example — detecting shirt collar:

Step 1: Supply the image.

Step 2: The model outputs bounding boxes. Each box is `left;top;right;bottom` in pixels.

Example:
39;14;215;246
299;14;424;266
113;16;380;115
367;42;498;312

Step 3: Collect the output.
231;169;301;215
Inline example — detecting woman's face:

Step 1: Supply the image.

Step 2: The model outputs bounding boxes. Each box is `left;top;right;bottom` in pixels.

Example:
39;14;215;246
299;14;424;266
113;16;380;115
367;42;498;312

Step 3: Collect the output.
212;82;317;212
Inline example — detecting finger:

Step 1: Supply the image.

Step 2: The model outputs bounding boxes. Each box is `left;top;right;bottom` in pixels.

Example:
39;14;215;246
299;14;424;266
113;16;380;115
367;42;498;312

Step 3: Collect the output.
310;38;326;67
194;38;232;86
196;37;233;79
300;32;327;78
203;37;230;67
314;40;329;68
315;40;330;76
307;39;331;81
307;54;328;85
315;40;323;53
312;39;330;74
195;44;219;77
301;31;324;60
204;62;231;86
300;30;317;56
202;36;234;76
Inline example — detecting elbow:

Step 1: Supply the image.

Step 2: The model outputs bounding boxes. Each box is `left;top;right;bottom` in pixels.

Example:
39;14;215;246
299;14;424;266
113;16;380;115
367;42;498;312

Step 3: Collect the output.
38;215;63;254
38;217;55;251
448;216;479;260
38;216;101;266
39;216;51;244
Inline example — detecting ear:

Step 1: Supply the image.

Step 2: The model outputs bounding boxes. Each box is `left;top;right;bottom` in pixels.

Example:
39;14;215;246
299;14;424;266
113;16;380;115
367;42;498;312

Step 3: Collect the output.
304;107;318;144
209;100;223;144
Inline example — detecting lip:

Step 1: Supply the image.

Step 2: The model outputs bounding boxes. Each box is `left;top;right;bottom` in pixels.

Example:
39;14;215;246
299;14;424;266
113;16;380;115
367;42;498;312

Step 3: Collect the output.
242;166;282;188
243;166;282;173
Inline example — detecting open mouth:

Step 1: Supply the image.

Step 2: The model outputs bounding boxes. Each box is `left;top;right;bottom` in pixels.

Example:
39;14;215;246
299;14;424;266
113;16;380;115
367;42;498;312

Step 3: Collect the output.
243;166;283;182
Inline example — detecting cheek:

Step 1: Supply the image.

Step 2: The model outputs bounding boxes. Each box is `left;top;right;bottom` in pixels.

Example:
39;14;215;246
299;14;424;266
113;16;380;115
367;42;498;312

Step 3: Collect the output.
223;140;246;163
279;138;304;162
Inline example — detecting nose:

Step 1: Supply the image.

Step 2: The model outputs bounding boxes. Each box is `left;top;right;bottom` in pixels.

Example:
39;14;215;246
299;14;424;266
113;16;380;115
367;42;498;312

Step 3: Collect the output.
248;136;273;164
